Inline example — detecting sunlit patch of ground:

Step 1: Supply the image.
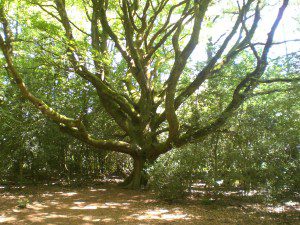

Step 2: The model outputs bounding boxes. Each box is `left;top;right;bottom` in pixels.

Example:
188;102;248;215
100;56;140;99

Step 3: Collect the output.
0;183;299;224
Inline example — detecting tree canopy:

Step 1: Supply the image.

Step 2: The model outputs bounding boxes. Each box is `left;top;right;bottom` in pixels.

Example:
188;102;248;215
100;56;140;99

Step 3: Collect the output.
0;0;299;188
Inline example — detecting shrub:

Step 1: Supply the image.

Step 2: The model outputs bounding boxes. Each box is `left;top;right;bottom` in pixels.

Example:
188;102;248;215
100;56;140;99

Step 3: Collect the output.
149;147;197;202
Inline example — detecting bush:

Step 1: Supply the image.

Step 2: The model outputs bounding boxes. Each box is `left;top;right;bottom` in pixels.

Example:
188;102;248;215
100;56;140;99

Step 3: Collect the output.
149;147;197;202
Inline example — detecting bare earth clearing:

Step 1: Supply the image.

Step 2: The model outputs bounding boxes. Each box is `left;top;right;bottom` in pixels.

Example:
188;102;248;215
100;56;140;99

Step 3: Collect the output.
0;182;299;224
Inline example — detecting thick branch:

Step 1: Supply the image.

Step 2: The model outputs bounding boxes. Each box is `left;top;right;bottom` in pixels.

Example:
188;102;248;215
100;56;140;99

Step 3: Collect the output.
98;0;132;65
174;0;289;147
165;0;210;142
154;0;259;129
60;125;134;155
0;4;134;155
54;0;138;128
251;87;298;96
257;77;300;83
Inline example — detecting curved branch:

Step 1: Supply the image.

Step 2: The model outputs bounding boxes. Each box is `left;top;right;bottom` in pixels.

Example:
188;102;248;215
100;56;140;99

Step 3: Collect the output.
0;2;134;154
54;0;139;125
257;77;300;83
174;0;289;147
251;86;298;96
154;0;259;129
60;125;134;155
98;0;132;65
165;0;211;142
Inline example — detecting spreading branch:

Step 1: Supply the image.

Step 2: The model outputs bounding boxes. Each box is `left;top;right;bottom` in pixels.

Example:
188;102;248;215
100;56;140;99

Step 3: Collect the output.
0;1;134;154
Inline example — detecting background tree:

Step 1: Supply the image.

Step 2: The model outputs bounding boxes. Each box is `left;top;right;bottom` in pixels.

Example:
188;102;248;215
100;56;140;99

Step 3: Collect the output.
0;0;298;188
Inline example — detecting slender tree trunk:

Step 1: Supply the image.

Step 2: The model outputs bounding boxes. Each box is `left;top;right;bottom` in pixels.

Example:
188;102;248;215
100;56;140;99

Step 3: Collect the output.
18;147;25;183
213;134;220;184
19;159;24;183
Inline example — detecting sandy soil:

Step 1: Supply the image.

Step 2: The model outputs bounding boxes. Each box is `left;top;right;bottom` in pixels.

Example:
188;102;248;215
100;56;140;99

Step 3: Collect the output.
0;183;299;224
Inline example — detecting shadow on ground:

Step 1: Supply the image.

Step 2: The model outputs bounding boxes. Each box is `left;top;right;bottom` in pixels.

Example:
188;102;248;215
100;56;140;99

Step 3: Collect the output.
0;183;299;224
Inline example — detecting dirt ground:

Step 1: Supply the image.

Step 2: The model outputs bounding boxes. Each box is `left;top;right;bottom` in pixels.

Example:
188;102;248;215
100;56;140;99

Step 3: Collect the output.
0;182;299;224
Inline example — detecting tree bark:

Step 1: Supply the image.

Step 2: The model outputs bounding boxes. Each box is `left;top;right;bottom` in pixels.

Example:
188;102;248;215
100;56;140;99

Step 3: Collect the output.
121;155;147;189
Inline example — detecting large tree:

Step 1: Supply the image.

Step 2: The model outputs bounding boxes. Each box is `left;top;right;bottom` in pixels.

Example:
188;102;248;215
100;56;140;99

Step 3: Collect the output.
0;0;298;188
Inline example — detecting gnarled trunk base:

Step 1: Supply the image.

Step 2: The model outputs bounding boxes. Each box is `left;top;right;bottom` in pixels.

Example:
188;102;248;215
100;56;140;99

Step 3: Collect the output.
119;156;148;189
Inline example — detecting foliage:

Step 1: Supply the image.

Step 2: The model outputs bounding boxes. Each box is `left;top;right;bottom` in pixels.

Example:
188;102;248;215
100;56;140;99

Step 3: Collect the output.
149;147;196;201
150;86;299;200
0;0;299;190
17;198;29;209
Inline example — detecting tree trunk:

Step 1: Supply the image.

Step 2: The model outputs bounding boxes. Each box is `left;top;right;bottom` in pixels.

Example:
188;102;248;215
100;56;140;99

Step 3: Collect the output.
120;155;147;189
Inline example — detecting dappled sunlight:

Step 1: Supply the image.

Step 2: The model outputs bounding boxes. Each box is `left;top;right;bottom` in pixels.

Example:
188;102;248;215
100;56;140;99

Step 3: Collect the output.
41;193;54;197
125;208;190;221
70;205;98;210
1;184;298;224
117;192;126;196
89;188;107;192
26;213;49;223
285;201;299;207
57;191;78;197
27;201;49;210
79;214;117;223
1;194;22;200
51;203;71;210
105;202;130;207
127;199;138;202
142;199;157;204
25;212;76;223
12;208;23;213
132;194;146;198
48;200;60;206
248;201;300;214
191;182;206;188
82;216;101;222
267;206;285;213
70;201;131;210
101;218;114;222
74;201;86;204
45;213;68;219
0;215;16;223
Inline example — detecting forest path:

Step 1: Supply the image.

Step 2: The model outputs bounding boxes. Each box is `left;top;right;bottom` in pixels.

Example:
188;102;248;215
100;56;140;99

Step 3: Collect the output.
0;183;298;224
